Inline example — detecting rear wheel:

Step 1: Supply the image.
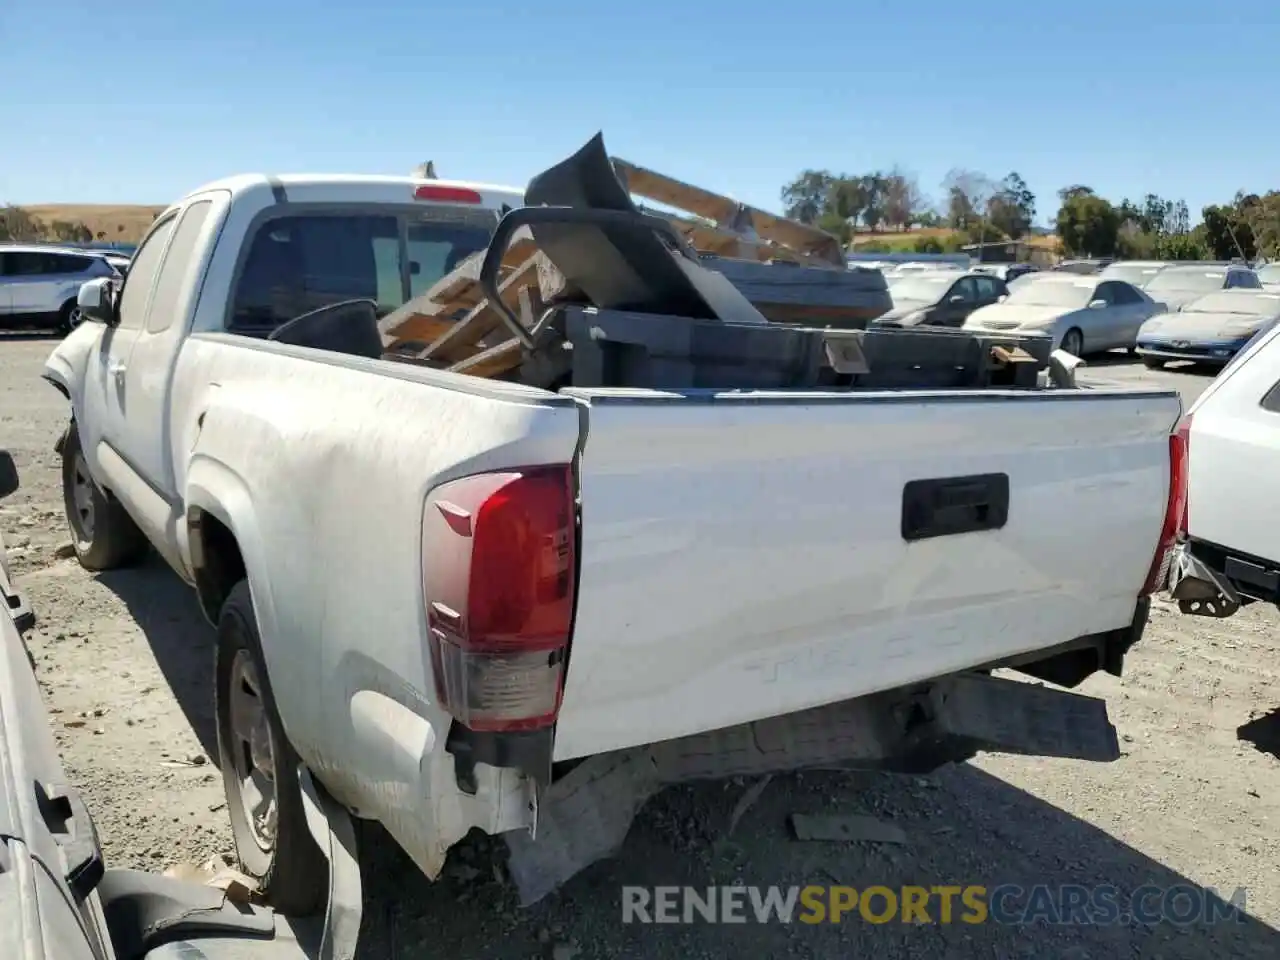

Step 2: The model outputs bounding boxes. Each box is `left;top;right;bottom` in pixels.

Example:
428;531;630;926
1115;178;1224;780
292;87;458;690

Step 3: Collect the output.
216;580;327;916
60;425;147;570
1059;328;1084;358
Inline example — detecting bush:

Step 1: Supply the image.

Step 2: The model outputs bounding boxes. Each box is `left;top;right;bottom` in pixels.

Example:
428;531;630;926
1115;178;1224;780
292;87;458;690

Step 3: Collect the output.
912;237;944;254
965;222;1008;244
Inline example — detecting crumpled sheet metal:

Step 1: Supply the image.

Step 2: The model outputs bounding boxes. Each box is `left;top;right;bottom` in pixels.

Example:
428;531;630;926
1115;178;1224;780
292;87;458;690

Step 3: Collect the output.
1167;541;1241;617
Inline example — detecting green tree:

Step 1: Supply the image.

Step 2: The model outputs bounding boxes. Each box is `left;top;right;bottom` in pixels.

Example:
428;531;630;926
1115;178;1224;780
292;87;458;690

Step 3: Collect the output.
988;171;1035;240
1057;185;1095;206
780;170;837;225
859;173;887;231
1155;232;1209;261
942;169;995;232
1201;204;1255;260
1115;221;1158;259
882;167;924;232
1139;194;1174;234
946;186;975;229
829;177;869;229
1055;191;1120;257
816;210;853;245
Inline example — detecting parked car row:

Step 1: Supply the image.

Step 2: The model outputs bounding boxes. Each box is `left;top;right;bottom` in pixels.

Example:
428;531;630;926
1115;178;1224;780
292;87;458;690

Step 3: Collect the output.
875;257;1277;365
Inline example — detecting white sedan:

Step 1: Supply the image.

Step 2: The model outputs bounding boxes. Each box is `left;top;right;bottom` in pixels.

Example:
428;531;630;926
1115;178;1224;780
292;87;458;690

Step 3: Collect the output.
962;273;1165;356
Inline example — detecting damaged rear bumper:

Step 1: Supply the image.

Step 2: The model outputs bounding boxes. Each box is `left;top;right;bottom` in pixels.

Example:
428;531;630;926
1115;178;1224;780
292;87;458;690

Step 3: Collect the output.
506;671;1120;904
1167;540;1242;618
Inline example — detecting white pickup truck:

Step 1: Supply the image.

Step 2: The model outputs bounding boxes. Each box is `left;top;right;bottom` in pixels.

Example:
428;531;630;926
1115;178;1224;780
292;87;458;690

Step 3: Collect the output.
44;169;1185;920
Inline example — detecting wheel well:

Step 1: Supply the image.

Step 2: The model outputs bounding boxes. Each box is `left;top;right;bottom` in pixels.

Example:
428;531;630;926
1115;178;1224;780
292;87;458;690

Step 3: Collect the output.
189;508;246;623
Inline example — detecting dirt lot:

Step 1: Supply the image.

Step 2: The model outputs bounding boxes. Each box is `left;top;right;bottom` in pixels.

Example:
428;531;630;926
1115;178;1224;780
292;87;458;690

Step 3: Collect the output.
3;334;1279;958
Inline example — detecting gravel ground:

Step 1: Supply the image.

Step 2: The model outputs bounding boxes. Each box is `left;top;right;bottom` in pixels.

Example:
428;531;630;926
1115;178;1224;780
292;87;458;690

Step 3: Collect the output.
3;333;1279;959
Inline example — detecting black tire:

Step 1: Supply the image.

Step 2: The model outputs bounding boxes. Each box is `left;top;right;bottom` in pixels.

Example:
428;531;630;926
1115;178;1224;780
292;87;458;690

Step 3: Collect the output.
1142;357;1166;370
1060;328;1084;358
61;425;147;571
215;580;326;916
57;299;82;335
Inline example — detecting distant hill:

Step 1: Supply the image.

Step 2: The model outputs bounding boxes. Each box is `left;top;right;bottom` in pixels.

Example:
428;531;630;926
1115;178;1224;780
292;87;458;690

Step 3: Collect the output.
21;204;166;244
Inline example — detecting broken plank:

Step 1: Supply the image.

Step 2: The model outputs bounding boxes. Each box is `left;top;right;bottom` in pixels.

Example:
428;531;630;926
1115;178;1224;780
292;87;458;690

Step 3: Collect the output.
449;338;522;379
614;158;845;266
426;226;538;306
423;254;548;363
788;814;907;845
379;227;538;344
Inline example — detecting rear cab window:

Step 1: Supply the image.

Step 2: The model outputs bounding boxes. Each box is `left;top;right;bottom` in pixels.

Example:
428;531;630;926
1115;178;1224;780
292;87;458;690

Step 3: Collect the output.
227;206;494;336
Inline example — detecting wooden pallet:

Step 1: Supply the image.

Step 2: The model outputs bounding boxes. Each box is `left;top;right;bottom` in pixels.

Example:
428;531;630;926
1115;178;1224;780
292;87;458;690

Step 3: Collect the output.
378;226;539;347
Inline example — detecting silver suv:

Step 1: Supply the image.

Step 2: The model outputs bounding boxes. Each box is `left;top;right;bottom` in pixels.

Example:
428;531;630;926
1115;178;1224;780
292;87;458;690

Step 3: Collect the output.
0;245;121;333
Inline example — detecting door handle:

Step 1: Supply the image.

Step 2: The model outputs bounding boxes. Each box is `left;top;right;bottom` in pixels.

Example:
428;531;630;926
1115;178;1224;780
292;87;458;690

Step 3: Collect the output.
107;360;126;383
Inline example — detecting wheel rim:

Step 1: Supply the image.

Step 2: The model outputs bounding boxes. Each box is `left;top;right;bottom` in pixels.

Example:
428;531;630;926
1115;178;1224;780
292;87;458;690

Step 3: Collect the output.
67;306;84;330
228;650;279;852
70;454;96;541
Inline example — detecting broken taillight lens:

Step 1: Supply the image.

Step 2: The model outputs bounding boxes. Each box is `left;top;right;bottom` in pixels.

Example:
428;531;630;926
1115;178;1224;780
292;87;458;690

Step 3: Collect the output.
421;466;576;732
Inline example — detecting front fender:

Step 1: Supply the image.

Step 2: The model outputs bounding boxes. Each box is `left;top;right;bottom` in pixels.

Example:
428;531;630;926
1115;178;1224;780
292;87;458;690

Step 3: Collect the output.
42;323;100;413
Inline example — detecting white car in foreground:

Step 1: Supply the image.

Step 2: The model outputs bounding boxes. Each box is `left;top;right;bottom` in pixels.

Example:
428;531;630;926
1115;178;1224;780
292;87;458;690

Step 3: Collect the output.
962;273;1164;356
1166;319;1280;618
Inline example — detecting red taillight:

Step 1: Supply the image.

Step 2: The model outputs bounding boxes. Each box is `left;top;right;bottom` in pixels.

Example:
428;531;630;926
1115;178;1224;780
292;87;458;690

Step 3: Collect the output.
1174;415;1191;538
1141;415;1191;595
421;466;576;732
413;184;483;204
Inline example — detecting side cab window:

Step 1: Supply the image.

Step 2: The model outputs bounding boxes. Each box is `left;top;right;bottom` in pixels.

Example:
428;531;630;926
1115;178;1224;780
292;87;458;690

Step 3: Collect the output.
115;216;178;330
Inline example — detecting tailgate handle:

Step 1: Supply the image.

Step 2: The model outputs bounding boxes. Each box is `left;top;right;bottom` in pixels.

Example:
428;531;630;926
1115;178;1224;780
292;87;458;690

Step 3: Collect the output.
902;473;1009;541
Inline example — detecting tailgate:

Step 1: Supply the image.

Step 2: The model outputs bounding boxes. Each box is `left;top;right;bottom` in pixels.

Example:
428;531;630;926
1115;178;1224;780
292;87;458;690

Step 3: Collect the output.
553;387;1181;760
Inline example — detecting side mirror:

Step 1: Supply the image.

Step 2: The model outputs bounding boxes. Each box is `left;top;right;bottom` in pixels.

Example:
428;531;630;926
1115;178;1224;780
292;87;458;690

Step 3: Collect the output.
0;450;18;500
1088;298;1107;309
77;278;118;326
948;294;965;305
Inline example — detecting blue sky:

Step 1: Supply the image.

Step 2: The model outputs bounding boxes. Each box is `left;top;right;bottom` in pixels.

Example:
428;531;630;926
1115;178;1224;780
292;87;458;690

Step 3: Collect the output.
5;1;1278;226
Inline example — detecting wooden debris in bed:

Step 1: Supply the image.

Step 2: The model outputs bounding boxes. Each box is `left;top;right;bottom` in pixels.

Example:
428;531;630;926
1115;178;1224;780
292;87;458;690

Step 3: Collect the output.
381;158;862;377
378;226;539;347
613;158;846;269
